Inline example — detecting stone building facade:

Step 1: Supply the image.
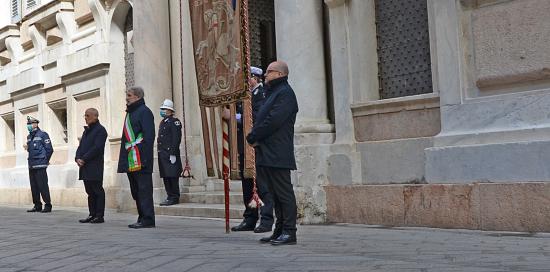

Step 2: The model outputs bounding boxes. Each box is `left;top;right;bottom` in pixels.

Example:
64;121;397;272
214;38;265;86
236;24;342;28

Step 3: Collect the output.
0;0;549;232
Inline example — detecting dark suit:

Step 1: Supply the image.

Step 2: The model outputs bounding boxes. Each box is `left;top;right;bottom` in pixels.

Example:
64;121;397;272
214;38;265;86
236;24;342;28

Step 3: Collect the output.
117;99;156;226
237;84;273;227
76;121;108;218
27;128;54;209
247;76;299;236
157;116;183;202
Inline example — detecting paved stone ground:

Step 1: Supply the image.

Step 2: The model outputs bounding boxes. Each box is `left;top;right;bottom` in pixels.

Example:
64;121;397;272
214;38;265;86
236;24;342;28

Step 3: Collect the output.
1;205;550;272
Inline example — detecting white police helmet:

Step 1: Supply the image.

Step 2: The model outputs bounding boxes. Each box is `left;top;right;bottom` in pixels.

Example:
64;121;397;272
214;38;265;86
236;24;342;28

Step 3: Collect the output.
160;99;175;111
250;66;263;77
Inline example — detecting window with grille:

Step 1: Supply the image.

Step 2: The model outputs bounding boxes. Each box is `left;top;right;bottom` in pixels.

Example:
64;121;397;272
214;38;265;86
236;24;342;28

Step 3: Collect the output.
374;0;433;99
124;9;134;89
248;0;276;71
26;0;38;9
11;0;21;23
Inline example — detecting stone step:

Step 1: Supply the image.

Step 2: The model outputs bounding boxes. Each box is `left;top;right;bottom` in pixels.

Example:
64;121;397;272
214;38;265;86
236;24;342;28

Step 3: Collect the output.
155;203;244;219
205;180;243;192
181;191;243;205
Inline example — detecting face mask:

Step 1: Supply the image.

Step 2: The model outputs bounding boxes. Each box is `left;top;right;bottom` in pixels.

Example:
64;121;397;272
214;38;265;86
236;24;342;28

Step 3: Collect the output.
27;125;33;132
160;111;166;118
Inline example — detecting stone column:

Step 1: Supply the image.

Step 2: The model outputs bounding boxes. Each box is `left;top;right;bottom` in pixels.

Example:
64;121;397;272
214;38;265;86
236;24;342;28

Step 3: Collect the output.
323;0;353;144
274;0;331;131
133;0;172;121
168;0;208;185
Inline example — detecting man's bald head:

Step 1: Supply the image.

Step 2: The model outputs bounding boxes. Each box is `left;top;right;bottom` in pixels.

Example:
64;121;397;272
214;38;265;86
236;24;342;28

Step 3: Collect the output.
265;61;289;84
270;61;289;76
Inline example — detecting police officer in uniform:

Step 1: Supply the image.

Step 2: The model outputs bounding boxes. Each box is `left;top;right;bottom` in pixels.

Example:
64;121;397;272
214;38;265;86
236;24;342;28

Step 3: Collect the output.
25;116;54;213
157;99;183;206
231;66;274;233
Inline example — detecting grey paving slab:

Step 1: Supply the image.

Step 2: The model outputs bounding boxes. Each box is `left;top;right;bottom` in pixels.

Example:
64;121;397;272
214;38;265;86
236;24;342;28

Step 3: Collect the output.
1;205;550;271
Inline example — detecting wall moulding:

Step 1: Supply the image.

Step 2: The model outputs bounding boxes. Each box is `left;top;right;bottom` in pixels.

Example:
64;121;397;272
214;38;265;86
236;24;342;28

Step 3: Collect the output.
351;93;440;117
460;0;550;98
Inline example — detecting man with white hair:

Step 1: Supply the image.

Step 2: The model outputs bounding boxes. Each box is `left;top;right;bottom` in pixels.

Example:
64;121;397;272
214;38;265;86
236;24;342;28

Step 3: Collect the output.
117;86;156;229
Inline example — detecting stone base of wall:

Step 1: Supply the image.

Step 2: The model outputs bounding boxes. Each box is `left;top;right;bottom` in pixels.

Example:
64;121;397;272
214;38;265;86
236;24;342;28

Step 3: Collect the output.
326;182;550;232
0;187;126;210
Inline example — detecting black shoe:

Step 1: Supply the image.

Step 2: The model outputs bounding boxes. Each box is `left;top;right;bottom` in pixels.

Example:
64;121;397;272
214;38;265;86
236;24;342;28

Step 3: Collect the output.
254;225;272;233
79;216;94;223
40;205;52;213
231;221;255;232
259;232;281;243
271;233;297;246
160;200;179;206
90;217;104;224
128;222;155;229
27;206;42;213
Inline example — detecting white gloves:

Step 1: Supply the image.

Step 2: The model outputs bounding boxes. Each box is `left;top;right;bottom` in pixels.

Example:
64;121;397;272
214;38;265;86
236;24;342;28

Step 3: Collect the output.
170;155;176;164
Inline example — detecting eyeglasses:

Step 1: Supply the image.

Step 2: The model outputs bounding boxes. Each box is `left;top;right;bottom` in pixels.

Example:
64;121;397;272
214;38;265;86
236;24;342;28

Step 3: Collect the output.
265;70;280;76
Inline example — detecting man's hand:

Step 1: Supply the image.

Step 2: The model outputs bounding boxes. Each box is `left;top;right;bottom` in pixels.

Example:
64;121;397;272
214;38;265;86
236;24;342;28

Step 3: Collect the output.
221;107;231;121
249;142;259;147
170;155;177;164
76;159;85;167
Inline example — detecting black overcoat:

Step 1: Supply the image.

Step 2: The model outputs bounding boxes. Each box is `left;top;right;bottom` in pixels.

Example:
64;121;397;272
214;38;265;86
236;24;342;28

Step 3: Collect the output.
75;121;108;181
246;76;298;170
157;116;183;178
117;99;156;174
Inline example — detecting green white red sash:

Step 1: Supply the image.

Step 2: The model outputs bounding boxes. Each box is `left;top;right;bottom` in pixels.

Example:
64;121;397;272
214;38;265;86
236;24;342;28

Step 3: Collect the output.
123;114;143;172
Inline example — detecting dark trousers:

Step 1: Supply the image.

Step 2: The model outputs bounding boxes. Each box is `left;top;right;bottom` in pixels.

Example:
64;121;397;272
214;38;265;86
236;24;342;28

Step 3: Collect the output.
239;152;273;227
241;177;274;227
29;168;51;207
257;166;297;235
163;177;180;202
83;180;105;218
127;172;155;225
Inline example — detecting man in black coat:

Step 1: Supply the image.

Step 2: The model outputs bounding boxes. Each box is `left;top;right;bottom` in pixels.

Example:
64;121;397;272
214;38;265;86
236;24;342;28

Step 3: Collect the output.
117;86;156;229
157;99;183;206
75;108;108;224
246;61;299;245
25;116;54;213
231;66;274;233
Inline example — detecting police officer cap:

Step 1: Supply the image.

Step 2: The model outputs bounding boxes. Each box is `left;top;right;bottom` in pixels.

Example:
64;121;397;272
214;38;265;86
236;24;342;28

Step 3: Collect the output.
250;66;263;77
160;99;175;111
27;116;39;124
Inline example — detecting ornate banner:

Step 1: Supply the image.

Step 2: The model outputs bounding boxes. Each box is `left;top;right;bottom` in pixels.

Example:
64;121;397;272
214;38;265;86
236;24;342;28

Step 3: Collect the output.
189;0;248;107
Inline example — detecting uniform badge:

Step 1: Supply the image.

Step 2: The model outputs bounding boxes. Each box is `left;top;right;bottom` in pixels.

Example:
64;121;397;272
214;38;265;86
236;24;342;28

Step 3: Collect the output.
175;121;181;126
44;139;51;144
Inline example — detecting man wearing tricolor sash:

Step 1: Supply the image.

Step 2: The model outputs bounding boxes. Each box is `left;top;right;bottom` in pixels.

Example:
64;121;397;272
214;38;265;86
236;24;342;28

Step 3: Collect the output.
117;86;157;229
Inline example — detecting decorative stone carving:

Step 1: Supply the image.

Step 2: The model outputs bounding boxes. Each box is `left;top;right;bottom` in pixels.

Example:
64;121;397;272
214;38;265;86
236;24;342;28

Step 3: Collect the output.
5;37;23;63
56;11;77;44
28;24;47;51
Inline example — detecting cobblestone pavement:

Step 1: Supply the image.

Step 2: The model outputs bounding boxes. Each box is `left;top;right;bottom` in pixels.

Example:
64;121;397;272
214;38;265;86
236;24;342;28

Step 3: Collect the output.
0;205;549;272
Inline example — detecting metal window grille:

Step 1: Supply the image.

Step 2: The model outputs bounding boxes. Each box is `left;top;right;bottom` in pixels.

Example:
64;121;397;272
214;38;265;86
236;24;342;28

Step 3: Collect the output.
11;0;21;23
124;9;134;89
248;0;276;70
26;0;38;9
375;0;433;99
